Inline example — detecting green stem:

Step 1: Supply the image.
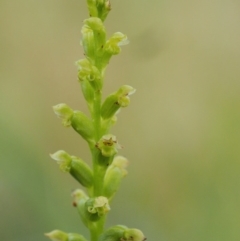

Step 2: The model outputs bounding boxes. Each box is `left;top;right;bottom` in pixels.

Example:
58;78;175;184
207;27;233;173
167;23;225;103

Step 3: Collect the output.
93;90;102;141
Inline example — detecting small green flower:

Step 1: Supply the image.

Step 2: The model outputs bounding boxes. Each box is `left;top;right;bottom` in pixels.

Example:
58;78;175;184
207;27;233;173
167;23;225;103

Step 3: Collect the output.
101;85;136;120
101;32;129;68
86;196;110;217
50;151;93;188
76;59;102;90
96;134;121;157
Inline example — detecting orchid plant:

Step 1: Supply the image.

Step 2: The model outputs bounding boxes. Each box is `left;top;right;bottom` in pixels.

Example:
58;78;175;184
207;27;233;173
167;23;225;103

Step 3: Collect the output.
45;1;146;241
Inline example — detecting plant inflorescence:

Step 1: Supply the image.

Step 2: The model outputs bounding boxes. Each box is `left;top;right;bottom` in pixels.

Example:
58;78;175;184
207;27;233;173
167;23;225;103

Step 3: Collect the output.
45;1;146;241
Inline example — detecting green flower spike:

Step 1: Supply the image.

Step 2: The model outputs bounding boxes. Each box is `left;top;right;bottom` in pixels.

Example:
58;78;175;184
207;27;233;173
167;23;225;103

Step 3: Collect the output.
49;1;146;241
101;85;136;120
103;156;128;200
50;151;93;188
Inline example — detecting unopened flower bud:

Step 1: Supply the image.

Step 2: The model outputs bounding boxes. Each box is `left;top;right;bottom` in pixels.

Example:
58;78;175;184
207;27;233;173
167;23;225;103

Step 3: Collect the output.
53;104;74;127
123;229;146;241
85;196;110;221
101;85;136;120
103;156;128;200
99;226;146;241
71;111;94;144
68;233;88;241
99;225;127;241
50;151;93;188
70;156;93;188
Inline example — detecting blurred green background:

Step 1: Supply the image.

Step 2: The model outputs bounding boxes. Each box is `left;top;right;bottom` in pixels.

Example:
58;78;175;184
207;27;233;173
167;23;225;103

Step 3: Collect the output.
1;0;240;240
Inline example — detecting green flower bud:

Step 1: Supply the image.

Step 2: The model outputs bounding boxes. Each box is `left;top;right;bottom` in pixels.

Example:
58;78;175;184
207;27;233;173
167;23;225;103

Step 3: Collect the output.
85;196;110;221
101;85;136;120
53;103;74;127
45;230;68;241
70;156;93;188
76;59;102;90
71;111;94;144
99;225;127;241
99;226;146;241
123;229;146;241
103;156;128;200
68;233;88;241
50;151;93;188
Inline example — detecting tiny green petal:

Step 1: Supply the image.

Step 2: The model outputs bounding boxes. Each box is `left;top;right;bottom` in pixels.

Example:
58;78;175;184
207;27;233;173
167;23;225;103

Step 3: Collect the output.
105;32;129;55
45;230;68;241
53;103;74;127
72;189;89;204
50;150;72;172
